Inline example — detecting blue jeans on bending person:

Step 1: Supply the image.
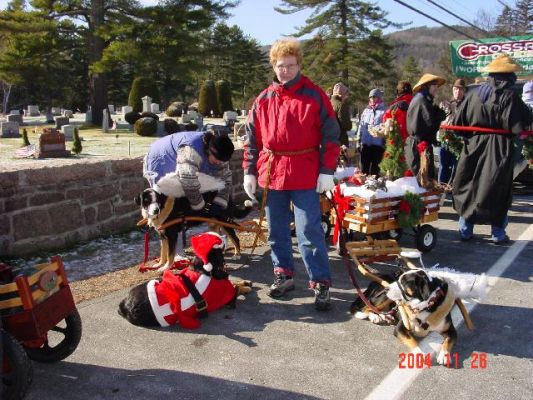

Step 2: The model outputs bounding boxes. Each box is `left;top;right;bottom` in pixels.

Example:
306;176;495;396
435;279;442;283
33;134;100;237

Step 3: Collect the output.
438;147;457;184
265;188;332;287
459;215;509;243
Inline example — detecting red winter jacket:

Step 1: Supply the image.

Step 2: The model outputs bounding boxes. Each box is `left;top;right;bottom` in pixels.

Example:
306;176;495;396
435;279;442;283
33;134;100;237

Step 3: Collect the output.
383;93;413;142
243;74;340;190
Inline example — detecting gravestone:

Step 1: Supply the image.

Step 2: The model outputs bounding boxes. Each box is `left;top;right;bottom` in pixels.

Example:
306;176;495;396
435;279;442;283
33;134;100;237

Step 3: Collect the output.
241;109;248;117
36;128;71;158
9;110;19;115
150;103;160;113
55;117;69;129
63;110;73;118
61;124;75;140
7;114;23;124
181;114;192;124
51;107;61;116
194;116;203;129
108;105;115;113
27;105;40;116
0;122;20;138
122;105;133;117
223;111;238;123
102;109;110;133
187;110;198;119
85;109;92;123
142;96;152;113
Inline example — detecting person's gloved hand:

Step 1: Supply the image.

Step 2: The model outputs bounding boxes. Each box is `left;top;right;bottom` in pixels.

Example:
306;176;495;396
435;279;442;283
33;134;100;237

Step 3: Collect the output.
243;174;257;201
316;173;335;193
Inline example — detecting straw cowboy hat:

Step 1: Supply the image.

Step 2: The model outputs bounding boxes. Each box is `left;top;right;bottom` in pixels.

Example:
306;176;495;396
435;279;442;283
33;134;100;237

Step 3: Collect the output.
482;54;523;73
413;74;446;93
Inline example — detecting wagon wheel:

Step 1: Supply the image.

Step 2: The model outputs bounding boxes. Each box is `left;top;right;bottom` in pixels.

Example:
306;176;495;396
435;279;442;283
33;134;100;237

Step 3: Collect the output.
24;310;82;363
415;224;437;253
2;330;33;400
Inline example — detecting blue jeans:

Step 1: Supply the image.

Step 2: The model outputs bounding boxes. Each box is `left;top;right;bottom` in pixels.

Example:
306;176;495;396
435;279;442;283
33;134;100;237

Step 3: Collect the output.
459;215;508;242
265;189;331;287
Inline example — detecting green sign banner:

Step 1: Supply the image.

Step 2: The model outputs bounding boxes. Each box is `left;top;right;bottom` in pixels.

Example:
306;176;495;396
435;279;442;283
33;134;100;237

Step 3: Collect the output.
450;35;533;77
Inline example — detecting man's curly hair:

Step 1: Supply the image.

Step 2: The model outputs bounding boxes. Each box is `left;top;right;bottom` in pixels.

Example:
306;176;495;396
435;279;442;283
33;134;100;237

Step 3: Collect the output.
269;38;303;67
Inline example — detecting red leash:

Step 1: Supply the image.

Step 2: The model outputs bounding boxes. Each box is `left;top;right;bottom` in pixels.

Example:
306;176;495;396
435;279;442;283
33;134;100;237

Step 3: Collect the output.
441;124;533;137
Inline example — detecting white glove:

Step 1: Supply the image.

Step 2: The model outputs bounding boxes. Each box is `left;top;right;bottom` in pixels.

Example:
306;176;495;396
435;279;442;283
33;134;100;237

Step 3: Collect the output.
243;174;257;201
316;173;335;193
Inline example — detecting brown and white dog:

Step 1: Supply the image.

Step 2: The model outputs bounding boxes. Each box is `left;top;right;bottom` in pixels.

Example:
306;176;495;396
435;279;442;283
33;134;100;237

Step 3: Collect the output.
118;232;251;329
387;269;458;365
136;186;253;272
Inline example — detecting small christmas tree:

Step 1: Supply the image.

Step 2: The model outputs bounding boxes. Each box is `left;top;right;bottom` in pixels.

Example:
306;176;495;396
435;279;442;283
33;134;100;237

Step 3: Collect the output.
72;127;82;155
379;112;407;179
21;128;31;146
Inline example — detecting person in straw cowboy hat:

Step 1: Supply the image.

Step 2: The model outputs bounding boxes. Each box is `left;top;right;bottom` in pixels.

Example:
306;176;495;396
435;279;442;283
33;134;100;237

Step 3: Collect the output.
452;54;532;245
405;73;447;188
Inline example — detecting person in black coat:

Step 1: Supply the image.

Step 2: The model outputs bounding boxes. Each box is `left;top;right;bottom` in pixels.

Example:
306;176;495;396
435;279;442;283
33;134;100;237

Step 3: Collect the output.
405;74;447;188
452;54;532;244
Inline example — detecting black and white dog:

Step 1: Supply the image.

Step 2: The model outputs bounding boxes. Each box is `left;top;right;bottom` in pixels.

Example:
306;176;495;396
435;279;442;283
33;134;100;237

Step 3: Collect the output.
136;182;253;272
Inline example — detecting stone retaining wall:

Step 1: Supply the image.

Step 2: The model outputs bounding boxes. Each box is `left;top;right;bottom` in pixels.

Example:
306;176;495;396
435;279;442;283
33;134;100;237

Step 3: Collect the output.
0;149;246;257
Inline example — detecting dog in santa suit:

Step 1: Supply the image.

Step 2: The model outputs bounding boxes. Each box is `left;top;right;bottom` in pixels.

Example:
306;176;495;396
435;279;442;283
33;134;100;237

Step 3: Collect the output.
118;232;251;329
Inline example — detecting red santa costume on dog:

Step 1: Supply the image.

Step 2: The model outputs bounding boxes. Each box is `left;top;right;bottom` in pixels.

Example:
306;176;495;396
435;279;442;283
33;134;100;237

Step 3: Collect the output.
146;232;236;329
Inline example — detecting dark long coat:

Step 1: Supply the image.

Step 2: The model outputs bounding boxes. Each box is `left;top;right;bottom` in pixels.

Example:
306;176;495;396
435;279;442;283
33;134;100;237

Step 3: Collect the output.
405;91;445;179
452;77;532;226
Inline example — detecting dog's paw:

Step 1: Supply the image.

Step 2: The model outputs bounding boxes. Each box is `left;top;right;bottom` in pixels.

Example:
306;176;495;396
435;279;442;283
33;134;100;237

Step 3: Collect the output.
354;311;369;320
436;350;449;366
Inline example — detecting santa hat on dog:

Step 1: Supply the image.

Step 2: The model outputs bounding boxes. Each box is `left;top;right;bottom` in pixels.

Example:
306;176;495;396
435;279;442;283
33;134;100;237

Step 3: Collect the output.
190;232;226;272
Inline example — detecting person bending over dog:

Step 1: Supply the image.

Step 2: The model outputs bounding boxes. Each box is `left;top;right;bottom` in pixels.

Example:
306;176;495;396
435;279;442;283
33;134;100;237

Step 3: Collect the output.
144;130;234;215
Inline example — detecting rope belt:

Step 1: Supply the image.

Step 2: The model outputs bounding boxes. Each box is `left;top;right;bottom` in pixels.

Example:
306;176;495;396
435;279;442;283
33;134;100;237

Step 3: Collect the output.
250;146;319;253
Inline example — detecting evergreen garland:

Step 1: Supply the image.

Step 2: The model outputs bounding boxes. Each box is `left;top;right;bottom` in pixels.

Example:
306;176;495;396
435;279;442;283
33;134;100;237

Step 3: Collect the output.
379;114;407;179
397;191;424;228
72;127;82;155
440;130;463;159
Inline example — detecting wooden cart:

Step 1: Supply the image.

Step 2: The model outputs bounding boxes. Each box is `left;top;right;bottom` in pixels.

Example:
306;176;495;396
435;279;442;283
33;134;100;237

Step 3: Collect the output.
332;189;442;253
0;256;82;363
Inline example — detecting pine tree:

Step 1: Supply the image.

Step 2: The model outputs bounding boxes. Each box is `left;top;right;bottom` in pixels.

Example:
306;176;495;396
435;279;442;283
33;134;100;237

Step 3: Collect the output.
21;128;30;146
379;113;407;179
198;80;218;117
72;127;82;155
128;77;160;113
401;56;422;84
216;80;233;116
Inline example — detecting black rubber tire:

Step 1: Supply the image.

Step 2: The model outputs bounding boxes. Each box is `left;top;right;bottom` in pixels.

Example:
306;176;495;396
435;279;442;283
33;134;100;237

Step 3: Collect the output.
2;330;33;400
24;310;82;363
415;224;437;253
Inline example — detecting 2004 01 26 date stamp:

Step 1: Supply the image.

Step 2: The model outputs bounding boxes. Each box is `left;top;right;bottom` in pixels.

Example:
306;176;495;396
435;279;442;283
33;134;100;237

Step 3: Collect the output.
398;352;488;369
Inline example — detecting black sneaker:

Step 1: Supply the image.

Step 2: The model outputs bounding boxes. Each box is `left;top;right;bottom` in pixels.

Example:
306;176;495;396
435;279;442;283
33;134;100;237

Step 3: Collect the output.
493;235;510;245
268;273;295;298
314;283;331;311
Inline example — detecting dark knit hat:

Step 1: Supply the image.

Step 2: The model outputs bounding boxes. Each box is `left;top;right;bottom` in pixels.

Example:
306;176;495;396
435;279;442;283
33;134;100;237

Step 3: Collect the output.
209;134;234;162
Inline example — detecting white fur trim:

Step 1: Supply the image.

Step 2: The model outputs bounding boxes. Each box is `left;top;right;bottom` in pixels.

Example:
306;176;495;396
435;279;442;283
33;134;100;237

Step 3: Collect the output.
386;282;403;302
427;266;488;300
203;263;213;272
147;280;172;327
180;274;211;310
156;172;225;198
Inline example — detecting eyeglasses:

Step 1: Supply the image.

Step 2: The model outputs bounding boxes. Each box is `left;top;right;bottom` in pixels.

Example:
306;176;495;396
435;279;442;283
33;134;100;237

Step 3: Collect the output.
275;63;298;71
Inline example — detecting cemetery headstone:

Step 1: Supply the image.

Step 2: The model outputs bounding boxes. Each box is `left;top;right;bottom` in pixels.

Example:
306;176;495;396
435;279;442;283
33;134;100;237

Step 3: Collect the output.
142;96;152;113
27;105;40;116
9;110;19;115
108;105;115;113
187;110;198;119
36;128;71;158
55;116;69;129
0;122;20;138
241;109;248;117
51;107;61;116
61;124;75;140
7;114;23;125
63;109;73;118
150;103;160;113
85;109;92;124
223;111;238;123
102;109;110;133
122;105;133;118
194;116;203;129
181;114;192;124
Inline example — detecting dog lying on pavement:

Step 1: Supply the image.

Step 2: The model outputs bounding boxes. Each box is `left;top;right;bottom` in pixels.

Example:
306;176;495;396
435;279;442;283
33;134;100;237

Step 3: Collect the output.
118;232;252;329
136;173;253;271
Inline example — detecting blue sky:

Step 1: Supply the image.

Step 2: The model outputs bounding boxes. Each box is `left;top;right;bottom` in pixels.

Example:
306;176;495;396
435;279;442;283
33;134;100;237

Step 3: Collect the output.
0;0;506;45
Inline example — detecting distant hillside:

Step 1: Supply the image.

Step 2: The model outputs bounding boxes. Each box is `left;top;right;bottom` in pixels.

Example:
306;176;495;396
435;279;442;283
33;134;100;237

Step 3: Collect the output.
386;25;479;70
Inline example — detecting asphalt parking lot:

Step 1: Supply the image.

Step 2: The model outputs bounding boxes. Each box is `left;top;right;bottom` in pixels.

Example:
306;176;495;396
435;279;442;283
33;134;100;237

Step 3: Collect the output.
26;192;533;400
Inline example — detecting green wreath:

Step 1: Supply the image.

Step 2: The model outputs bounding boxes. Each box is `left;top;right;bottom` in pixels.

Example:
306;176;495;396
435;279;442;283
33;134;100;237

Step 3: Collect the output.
397;191;425;228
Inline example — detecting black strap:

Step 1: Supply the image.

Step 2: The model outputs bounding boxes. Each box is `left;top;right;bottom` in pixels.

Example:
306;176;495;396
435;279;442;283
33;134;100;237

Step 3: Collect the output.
179;273;208;319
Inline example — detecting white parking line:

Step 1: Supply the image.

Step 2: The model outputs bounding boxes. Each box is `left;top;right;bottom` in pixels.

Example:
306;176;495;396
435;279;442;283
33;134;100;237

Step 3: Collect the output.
364;224;533;400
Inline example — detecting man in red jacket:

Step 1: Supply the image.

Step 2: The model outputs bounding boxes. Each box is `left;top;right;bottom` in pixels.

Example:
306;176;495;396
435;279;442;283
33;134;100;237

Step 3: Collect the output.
242;38;340;311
